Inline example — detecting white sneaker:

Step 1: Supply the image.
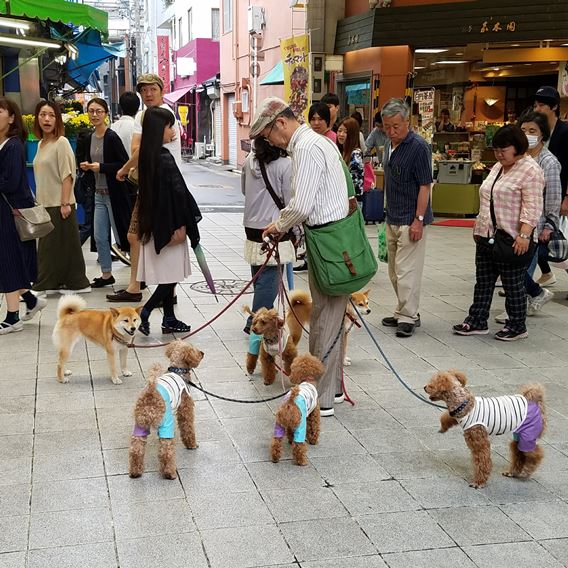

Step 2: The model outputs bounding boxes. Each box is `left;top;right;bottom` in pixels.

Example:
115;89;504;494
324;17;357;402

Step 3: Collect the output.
537;273;557;287
60;287;92;295
320;407;335;417
527;288;554;315
0;320;24;335
21;296;48;321
334;393;345;404
495;311;508;324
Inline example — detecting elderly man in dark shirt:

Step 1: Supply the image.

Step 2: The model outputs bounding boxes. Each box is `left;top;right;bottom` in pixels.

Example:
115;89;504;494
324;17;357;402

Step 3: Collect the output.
381;98;433;337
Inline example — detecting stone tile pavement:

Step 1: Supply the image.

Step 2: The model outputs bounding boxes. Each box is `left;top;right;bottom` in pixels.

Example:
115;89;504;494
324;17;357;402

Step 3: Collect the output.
1;213;568;567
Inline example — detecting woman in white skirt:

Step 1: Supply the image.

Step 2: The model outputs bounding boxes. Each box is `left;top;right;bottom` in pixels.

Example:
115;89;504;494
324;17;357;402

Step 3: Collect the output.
136;107;202;335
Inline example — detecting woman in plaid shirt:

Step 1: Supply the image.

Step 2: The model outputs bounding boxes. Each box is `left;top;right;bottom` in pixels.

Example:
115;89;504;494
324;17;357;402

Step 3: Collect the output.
454;125;544;341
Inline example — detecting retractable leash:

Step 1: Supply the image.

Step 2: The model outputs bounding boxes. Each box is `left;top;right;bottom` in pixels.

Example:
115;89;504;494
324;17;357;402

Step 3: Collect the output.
349;299;445;411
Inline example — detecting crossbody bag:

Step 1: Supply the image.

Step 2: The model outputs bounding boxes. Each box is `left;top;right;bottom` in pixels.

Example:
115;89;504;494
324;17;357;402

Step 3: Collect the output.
2;191;54;242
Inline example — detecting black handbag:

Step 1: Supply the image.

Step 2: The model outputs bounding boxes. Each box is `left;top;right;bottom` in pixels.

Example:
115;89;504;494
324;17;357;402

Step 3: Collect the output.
489;169;535;266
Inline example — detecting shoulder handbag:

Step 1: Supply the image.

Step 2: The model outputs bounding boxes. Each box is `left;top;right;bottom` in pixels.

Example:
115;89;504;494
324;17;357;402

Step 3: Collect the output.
489;169;535;267
303;159;378;296
2;192;54;241
258;160;298;245
363;160;375;192
544;218;568;262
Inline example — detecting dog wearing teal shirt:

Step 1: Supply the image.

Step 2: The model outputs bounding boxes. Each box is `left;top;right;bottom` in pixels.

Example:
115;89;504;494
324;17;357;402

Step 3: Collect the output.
271;354;325;466
129;340;204;480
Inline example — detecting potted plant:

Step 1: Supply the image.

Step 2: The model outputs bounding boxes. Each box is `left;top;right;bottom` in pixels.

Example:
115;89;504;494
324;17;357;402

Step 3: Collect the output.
62;111;92;151
22;114;39;163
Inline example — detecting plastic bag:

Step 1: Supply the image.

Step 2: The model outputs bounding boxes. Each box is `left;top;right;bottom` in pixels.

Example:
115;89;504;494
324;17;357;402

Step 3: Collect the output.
377;222;388;263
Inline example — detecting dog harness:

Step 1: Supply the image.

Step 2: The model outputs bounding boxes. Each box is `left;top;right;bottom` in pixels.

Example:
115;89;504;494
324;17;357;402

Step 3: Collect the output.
133;372;189;439
274;382;318;443
458;395;542;452
263;325;290;357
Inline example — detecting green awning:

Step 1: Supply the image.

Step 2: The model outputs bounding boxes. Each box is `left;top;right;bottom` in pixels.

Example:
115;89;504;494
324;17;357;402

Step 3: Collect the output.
260;61;284;86
2;0;108;37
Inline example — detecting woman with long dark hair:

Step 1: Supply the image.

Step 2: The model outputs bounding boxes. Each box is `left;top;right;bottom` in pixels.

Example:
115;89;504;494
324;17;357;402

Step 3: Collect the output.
136;107;201;335
241;136;294;335
79;97;131;287
32;100;90;294
337;117;364;200
0;98;48;334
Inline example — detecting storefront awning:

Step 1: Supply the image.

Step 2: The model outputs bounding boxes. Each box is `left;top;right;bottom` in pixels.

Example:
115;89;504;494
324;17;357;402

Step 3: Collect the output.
164;86;192;104
260;61;283;85
1;0;108;38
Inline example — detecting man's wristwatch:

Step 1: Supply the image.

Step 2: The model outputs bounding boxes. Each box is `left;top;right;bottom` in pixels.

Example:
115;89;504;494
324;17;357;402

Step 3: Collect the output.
518;232;530;240
415;215;424;222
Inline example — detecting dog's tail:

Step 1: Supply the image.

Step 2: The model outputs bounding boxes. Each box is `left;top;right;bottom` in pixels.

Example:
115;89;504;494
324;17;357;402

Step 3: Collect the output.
288;290;311;308
56;294;87;319
275;386;302;434
242;305;253;317
134;363;167;430
521;383;547;436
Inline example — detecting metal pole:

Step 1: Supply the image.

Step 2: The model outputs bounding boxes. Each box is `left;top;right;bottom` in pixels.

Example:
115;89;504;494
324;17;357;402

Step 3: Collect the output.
252;35;258;114
133;0;143;76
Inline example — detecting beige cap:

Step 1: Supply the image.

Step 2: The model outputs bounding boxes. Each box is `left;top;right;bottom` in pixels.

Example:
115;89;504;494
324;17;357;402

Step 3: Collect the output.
136;73;164;92
249;97;290;138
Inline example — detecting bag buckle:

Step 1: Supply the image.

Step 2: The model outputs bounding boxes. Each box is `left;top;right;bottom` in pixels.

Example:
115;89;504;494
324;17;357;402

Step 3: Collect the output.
343;251;357;275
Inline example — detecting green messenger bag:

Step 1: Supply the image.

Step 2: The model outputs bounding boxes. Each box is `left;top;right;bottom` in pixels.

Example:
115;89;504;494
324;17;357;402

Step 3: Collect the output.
303;161;378;296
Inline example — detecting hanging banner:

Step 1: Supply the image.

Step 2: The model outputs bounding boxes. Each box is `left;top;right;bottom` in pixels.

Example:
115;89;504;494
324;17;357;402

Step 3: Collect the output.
178;105;189;126
558;61;568;98
280;34;310;124
414;88;435;143
157;35;170;94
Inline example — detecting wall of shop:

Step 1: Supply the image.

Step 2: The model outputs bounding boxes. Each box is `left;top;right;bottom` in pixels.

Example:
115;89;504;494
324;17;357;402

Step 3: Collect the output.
346;0;473;18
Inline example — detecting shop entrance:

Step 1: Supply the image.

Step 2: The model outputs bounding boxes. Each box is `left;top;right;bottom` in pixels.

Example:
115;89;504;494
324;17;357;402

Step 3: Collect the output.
338;78;371;136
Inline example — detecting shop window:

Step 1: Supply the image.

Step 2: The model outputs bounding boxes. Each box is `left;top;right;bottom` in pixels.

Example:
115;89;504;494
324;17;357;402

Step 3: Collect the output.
341;80;371;135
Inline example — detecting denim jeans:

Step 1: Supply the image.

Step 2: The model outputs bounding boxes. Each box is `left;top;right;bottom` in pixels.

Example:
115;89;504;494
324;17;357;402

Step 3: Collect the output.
525;243;547;298
94;192;117;273
246;265;281;328
79;187;94;246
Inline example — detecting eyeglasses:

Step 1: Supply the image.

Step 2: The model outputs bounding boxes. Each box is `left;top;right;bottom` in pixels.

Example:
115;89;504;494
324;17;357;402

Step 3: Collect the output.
263;120;276;143
88;109;106;116
38;112;56;119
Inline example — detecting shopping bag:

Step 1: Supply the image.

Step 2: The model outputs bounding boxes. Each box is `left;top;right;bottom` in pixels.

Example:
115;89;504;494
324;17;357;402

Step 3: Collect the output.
550;216;568;269
377;222;388;263
363;161;375;192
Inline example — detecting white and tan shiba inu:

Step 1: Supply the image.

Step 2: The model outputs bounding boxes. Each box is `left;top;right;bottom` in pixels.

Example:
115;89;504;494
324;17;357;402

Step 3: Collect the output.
52;295;142;385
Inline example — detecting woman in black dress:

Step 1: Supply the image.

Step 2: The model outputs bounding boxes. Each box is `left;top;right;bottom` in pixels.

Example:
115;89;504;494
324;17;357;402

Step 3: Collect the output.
0;98;47;334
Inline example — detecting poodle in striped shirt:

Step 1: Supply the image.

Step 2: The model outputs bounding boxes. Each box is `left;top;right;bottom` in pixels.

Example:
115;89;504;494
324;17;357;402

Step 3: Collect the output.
424;370;546;488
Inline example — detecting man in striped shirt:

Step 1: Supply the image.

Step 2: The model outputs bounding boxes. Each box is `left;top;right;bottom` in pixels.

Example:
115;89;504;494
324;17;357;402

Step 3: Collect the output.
250;97;349;417
381;98;433;338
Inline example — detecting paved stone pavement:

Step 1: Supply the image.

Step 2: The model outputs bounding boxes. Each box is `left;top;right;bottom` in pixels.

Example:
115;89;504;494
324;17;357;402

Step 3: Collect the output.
2;213;568;568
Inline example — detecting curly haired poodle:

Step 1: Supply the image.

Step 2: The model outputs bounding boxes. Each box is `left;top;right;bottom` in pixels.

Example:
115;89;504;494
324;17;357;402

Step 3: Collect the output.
270;353;325;466
244;306;300;385
424;370;546;488
129;340;204;480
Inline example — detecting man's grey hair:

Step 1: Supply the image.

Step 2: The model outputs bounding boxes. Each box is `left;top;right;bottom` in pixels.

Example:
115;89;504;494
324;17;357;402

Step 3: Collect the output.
381;98;410;120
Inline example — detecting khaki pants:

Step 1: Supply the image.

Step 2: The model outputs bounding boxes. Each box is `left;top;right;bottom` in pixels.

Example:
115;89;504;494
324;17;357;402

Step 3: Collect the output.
386;224;428;324
308;271;348;408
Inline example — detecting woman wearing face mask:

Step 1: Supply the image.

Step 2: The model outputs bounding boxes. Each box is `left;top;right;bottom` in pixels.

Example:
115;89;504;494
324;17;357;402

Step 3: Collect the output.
495;111;561;323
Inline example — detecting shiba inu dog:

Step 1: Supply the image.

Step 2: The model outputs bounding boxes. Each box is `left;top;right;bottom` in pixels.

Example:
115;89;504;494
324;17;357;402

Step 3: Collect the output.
53;295;141;385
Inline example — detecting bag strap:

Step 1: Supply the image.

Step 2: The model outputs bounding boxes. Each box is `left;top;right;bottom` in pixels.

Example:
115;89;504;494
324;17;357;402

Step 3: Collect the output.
1;193;15;211
258;160;285;210
489;167;503;233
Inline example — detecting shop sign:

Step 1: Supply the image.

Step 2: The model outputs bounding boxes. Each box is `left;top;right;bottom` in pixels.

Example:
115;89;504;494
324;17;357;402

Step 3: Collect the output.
559;62;568;98
462;19;516;34
178;105;189;126
157;35;170;94
414;88;435;143
280;34;311;124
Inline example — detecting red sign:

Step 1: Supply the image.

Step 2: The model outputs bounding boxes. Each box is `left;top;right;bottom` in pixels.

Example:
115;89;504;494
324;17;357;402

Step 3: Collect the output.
157;35;170;94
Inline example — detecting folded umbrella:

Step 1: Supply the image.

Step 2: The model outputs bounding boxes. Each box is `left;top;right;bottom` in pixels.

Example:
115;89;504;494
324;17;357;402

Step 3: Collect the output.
192;243;218;302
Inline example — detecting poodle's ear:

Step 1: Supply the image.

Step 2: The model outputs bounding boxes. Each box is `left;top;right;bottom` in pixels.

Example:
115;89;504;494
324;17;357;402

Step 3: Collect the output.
449;369;467;386
165;340;181;359
277;316;285;328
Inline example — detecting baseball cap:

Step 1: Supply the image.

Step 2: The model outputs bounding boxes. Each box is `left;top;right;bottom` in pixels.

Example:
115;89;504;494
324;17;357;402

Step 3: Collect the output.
249;97;290;139
534;86;560;105
136;73;164;93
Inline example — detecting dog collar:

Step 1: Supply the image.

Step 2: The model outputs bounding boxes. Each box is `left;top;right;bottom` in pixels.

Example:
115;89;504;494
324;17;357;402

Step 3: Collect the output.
449;400;469;417
168;366;192;375
112;330;132;346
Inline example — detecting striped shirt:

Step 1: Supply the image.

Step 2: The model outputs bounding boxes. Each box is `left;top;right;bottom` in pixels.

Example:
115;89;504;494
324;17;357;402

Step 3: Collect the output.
474;156;544;241
459;395;528;435
535;147;561;233
156;372;189;411
384;130;433;226
274;124;349;232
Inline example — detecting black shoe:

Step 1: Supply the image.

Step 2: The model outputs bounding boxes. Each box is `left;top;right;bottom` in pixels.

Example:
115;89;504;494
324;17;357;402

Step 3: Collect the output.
106;289;143;302
139;320;150;336
396;322;415;337
293;261;308;272
162;319;191;334
243;326;251;335
91;275;116;288
452;323;489;336
383;315;421;328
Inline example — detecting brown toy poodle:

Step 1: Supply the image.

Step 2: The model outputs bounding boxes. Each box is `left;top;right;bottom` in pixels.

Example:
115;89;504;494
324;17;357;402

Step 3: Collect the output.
244;306;300;385
270;353;325;466
424;370;546;488
129;340;204;480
